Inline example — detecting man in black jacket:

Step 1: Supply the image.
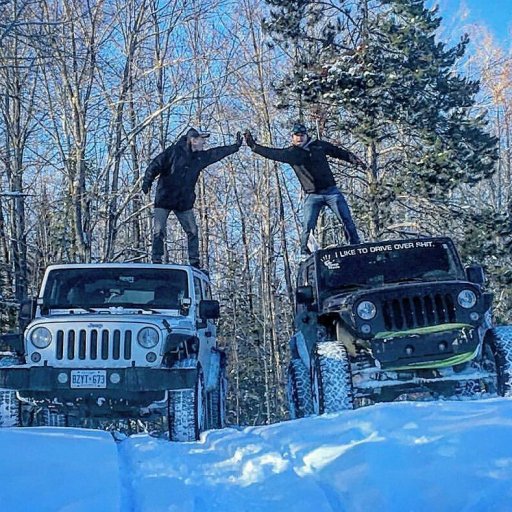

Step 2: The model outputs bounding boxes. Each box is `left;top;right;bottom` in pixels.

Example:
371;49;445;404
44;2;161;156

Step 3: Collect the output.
142;128;242;266
244;123;363;254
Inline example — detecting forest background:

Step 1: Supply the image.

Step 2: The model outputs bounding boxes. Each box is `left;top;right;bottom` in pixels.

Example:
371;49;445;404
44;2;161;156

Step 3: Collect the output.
1;0;511;425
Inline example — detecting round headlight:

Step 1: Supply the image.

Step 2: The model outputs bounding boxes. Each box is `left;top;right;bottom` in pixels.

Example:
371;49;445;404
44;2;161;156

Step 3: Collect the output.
137;327;159;348
30;327;52;349
458;289;477;309
356;301;377;320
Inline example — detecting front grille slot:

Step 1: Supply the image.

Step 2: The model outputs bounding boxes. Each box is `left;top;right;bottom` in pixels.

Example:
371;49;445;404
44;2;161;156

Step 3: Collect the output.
113;331;121;359
124;331;132;359
55;328;133;361
383;293;456;331
413;297;425;326
56;331;64;359
101;331;109;360
91;331;98;360
67;331;75;359
79;330;86;360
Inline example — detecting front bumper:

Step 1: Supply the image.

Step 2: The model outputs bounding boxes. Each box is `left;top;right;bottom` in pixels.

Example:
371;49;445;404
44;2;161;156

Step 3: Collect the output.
0;365;197;394
371;324;481;370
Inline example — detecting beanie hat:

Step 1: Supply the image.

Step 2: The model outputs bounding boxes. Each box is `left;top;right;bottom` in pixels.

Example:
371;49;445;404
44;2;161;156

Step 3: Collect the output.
186;128;210;140
292;123;307;135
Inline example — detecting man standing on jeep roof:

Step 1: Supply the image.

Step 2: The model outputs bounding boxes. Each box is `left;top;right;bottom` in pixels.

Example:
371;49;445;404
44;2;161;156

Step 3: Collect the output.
143;127;242;267
244;123;364;254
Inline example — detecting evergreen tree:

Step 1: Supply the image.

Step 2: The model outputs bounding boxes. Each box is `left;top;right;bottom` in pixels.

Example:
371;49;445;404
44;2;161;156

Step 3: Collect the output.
264;0;498;239
457;206;512;324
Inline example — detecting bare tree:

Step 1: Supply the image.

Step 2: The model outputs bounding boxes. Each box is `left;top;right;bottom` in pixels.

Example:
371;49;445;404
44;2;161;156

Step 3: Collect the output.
0;0;42;300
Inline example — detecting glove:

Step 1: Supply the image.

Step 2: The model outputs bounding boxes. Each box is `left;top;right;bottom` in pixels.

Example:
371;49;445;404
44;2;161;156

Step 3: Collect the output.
244;130;256;150
142;181;150;195
235;131;243;148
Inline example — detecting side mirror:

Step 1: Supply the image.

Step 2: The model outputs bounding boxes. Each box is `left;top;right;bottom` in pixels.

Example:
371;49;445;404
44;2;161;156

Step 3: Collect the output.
0;333;23;353
296;285;314;305
198;299;220;320
466;265;485;285
19;298;37;330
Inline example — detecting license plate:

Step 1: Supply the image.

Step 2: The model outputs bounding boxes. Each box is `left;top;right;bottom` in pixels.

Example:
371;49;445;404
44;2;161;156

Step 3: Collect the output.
70;370;107;389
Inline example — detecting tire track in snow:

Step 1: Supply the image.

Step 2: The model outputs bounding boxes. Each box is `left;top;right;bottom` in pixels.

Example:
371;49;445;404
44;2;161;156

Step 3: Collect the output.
248;423;347;512
115;435;139;512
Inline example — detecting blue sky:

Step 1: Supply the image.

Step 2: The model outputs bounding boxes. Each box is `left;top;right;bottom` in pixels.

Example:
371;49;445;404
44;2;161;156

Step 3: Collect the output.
434;0;511;45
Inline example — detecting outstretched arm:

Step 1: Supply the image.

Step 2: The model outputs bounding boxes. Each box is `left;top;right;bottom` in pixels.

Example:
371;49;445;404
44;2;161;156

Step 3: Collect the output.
321;140;366;168
202;132;243;166
244;130;293;164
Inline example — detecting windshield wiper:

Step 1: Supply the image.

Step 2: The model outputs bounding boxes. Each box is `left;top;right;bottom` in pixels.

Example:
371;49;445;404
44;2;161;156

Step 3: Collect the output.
96;303;164;313
388;277;426;285
44;303;163;314
44;304;95;312
331;283;373;290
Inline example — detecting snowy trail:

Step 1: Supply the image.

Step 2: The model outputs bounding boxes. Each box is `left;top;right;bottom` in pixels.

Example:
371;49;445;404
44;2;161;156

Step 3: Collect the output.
119;425;342;512
119;398;512;512
0;427;121;512
2;398;512;511
117;434;139;512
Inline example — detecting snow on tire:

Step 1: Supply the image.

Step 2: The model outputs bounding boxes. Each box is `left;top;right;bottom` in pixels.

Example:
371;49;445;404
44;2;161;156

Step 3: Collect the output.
490;326;512;397
0;389;20;427
207;365;227;430
312;341;354;415
168;359;205;442
287;358;313;419
168;389;197;441
0;355;21;427
41;409;67;427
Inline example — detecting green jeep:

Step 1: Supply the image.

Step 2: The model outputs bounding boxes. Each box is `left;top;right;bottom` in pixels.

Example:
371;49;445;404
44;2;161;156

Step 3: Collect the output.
287;237;512;417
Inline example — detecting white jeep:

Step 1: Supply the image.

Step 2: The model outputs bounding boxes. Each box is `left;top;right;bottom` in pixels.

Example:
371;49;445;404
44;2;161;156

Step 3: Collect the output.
0;263;226;441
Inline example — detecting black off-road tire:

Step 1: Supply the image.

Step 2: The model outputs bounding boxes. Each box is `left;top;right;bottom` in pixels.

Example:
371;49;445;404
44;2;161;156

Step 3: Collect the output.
168;359;205;442
0;355;21;427
287;358;313;419
0;389;20;427
454;379;483;399
206;364;227;430
488;326;512;397
41;409;68;427
312;341;354;415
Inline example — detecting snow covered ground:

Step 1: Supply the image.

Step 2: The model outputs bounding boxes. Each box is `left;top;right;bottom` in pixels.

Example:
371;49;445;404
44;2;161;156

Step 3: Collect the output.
1;398;512;512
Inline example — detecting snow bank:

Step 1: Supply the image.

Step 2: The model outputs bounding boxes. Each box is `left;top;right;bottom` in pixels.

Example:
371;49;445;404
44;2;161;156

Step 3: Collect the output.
2;398;512;511
0;428;121;512
122;398;512;512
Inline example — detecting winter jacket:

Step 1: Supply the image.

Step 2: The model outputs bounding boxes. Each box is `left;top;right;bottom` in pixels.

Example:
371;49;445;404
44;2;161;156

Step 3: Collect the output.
143;136;239;211
252;138;359;194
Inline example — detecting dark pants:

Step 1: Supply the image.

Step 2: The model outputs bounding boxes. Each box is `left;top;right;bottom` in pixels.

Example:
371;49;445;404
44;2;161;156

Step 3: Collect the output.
152;208;200;266
301;186;360;253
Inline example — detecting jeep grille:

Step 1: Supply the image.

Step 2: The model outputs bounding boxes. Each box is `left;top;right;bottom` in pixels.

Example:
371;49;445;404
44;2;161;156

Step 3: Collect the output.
55;328;133;361
382;293;456;331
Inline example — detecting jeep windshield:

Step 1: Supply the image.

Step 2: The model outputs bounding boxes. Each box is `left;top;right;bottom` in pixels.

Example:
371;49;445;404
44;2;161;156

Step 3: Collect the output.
41;267;189;310
317;239;465;292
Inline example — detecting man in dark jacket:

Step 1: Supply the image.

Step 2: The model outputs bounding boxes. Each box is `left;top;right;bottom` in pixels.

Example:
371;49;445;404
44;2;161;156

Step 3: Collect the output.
143;128;242;266
244;123;363;254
